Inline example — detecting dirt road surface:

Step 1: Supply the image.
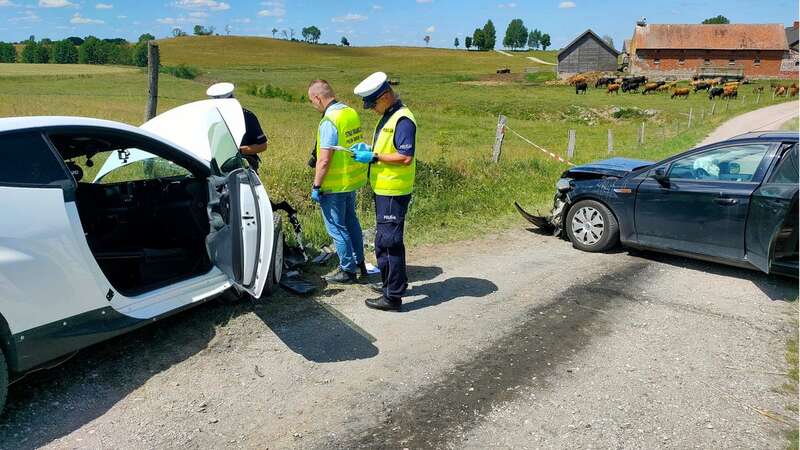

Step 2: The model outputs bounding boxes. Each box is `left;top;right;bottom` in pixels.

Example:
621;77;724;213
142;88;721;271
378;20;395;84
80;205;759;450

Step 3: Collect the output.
700;100;799;146
0;227;796;449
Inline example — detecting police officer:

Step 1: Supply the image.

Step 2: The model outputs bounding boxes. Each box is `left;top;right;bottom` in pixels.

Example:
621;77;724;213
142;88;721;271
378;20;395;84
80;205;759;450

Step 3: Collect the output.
351;72;417;312
207;82;268;171
307;79;369;283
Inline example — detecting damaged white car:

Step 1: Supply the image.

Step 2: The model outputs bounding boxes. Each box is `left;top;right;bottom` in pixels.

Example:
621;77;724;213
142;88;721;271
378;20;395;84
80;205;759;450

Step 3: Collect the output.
0;98;284;413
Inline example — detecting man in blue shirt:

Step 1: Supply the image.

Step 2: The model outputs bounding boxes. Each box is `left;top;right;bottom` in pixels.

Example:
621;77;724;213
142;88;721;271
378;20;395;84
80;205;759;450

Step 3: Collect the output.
308;79;368;283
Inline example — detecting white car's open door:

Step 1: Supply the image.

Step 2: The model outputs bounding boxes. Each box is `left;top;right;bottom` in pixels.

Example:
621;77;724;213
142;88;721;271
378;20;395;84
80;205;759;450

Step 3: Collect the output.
141;100;273;298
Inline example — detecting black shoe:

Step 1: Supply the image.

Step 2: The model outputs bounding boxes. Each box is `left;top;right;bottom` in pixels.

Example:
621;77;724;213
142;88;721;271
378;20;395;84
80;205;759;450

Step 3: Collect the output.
365;296;401;312
358;261;369;278
324;269;358;284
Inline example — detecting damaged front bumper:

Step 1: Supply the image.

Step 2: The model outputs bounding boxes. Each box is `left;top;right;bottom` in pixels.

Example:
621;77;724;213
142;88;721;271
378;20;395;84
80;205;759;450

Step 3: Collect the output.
514;191;569;237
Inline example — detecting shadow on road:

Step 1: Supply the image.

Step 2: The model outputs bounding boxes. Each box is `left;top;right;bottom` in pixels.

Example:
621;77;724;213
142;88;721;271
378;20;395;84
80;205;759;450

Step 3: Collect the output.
252;294;379;363
0;299;247;450
404;277;499;312
628;249;798;301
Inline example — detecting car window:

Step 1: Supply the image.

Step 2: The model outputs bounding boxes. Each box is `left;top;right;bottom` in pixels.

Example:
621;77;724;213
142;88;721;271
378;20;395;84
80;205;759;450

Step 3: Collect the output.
668;143;770;182
768;145;798;184
72;149;191;184
208;108;244;174
0;131;68;186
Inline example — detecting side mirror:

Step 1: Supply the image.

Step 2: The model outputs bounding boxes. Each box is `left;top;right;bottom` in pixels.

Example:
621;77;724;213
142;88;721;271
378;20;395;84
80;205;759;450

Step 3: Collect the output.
651;167;669;185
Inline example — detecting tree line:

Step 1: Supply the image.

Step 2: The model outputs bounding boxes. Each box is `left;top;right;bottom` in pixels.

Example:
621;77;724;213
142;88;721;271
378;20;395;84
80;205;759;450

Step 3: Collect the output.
458;19;550;52
0;34;157;66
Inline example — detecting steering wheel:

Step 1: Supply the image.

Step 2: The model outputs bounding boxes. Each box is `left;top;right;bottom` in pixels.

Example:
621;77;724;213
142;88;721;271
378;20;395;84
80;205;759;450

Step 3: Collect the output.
693;167;710;179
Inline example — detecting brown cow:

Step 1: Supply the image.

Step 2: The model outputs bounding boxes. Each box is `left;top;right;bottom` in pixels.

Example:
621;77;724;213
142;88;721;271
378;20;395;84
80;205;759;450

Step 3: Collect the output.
656;83;674;92
641;82;659;95
671;87;690;99
752;86;764;94
790;84;799;97
607;83;620;94
722;86;738;99
775;86;787;97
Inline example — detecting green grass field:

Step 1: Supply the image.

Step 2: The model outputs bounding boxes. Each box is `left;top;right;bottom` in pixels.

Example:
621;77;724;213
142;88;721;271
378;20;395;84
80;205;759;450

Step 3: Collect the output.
0;35;797;247
0;63;138;77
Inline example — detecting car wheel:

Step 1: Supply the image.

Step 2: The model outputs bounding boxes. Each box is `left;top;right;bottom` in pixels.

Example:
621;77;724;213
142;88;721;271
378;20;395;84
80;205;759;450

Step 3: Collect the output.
566;200;620;252
0;346;7;416
261;216;284;297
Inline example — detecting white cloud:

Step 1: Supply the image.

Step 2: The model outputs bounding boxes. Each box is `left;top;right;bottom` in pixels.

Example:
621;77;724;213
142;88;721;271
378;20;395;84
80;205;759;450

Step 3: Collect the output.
156;16;191;24
425;25;435;33
257;1;285;17
498;2;516;8
70;13;104;24
332;13;367;23
95;2;112;9
558;1;575;8
0;0;15;6
8;10;39;22
39;0;74;8
372;4;382;9
173;0;229;11
189;11;208;17
416;0;432;3
116;14;126;18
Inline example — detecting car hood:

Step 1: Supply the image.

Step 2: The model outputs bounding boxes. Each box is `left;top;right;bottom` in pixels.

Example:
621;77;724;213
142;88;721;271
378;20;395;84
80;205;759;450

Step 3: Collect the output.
566;157;654;177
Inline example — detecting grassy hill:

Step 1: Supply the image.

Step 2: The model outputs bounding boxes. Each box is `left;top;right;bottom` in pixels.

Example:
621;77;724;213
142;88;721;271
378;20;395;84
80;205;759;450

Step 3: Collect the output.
0;35;793;247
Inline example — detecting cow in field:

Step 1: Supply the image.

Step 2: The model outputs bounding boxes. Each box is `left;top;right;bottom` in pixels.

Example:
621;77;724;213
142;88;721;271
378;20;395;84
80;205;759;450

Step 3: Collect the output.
708;87;724;99
642;82;660;95
693;82;711;92
790;84;799;97
775;85;787;97
722;86;738;99
575;81;588;94
752;86;764;94
607;83;620;94
656;82;674;93
595;76;616;88
671;87;690;99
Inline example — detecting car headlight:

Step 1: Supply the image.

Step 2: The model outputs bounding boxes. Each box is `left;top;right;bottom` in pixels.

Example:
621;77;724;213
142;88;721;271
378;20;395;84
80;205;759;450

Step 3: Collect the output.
556;178;573;193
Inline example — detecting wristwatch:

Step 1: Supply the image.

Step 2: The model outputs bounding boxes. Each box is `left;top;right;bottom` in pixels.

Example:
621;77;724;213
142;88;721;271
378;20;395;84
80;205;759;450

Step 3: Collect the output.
371;153;379;163
312;184;321;190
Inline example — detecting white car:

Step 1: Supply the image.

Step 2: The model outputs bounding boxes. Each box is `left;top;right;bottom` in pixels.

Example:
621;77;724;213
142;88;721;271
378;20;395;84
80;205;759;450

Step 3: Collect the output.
0;98;284;413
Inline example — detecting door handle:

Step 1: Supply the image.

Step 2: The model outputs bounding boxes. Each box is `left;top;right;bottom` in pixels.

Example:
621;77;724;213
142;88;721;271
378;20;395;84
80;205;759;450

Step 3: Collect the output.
713;197;737;206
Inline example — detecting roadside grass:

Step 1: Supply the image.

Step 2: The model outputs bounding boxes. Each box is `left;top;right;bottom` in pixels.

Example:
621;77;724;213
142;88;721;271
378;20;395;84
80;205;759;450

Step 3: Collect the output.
0;36;795;247
0;63;137;77
780;117;799;131
785;327;798;450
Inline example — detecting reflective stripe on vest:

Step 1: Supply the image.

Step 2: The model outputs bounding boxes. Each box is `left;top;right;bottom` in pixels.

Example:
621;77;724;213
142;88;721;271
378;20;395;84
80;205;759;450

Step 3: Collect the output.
315;105;367;193
370;107;416;196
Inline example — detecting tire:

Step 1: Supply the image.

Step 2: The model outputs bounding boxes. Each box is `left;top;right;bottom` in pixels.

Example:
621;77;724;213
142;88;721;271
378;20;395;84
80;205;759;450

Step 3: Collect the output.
261;216;284;297
566;200;620;252
0;346;7;416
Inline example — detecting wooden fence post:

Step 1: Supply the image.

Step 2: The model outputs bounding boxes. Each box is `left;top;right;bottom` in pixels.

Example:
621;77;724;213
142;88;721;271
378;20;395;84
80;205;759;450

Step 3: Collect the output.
637;123;645;146
607;129;613;154
145;41;160;121
756;92;761;104
567;129;576;160
725;99;730;112
711;101;716;115
492;114;507;163
687;108;693;129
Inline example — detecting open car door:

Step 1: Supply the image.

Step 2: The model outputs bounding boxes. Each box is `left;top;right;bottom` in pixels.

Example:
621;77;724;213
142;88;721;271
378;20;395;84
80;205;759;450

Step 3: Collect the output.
140;99;273;297
745;144;798;275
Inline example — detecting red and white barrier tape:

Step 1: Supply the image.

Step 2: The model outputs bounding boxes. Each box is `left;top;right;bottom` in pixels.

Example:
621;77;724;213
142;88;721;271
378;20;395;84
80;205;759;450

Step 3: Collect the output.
504;124;575;166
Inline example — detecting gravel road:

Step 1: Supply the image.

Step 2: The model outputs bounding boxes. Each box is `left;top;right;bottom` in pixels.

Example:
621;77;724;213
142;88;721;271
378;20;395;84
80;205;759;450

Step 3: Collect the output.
0;228;796;449
700;100;799;146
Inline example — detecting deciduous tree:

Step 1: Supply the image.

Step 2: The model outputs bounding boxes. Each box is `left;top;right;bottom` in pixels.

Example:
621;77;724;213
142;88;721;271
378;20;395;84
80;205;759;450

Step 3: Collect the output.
702;15;729;24
540;33;551;51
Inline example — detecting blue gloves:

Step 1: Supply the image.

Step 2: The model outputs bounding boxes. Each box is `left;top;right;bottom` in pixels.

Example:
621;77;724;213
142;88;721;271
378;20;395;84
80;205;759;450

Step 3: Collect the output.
350;143;375;164
311;187;321;203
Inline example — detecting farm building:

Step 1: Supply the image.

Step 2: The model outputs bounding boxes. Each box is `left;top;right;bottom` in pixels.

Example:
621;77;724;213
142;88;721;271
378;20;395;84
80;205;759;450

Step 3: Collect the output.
557;30;620;78
628;22;794;79
786;21;799;51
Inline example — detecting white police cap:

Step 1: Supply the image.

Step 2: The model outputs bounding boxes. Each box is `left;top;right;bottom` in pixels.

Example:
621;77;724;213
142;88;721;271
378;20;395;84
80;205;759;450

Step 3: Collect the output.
353;72;390;108
206;82;235;99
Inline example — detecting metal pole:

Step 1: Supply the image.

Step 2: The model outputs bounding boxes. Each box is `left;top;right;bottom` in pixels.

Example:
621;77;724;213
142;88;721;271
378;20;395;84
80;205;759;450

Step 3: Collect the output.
145;41;160;121
492;114;507;163
607;129;613;154
687;108;693;129
567;129;576;160
756;92;761;104
711;101;716;115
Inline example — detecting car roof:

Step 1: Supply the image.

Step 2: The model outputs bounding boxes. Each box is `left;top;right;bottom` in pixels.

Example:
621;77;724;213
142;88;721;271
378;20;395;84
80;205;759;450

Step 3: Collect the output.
728;130;799;142
0;116;146;135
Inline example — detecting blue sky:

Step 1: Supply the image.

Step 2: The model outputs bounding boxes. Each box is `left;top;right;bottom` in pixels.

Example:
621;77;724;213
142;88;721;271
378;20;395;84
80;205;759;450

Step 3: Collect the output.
0;0;796;49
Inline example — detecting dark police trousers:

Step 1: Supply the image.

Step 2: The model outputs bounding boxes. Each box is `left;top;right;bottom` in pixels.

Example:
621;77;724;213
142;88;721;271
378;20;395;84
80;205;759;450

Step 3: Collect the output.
374;194;411;303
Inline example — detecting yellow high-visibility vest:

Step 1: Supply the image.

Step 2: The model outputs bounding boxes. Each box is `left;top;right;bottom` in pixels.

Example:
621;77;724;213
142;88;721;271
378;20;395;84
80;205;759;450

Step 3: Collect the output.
315;105;367;193
370;106;416;196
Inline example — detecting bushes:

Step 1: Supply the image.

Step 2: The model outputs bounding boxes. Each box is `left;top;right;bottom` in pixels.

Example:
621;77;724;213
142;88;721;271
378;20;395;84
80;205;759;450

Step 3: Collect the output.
133;42;148;67
160;64;200;79
0;43;14;63
51;40;78;64
246;83;304;102
79;37;108;64
21;41;50;63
